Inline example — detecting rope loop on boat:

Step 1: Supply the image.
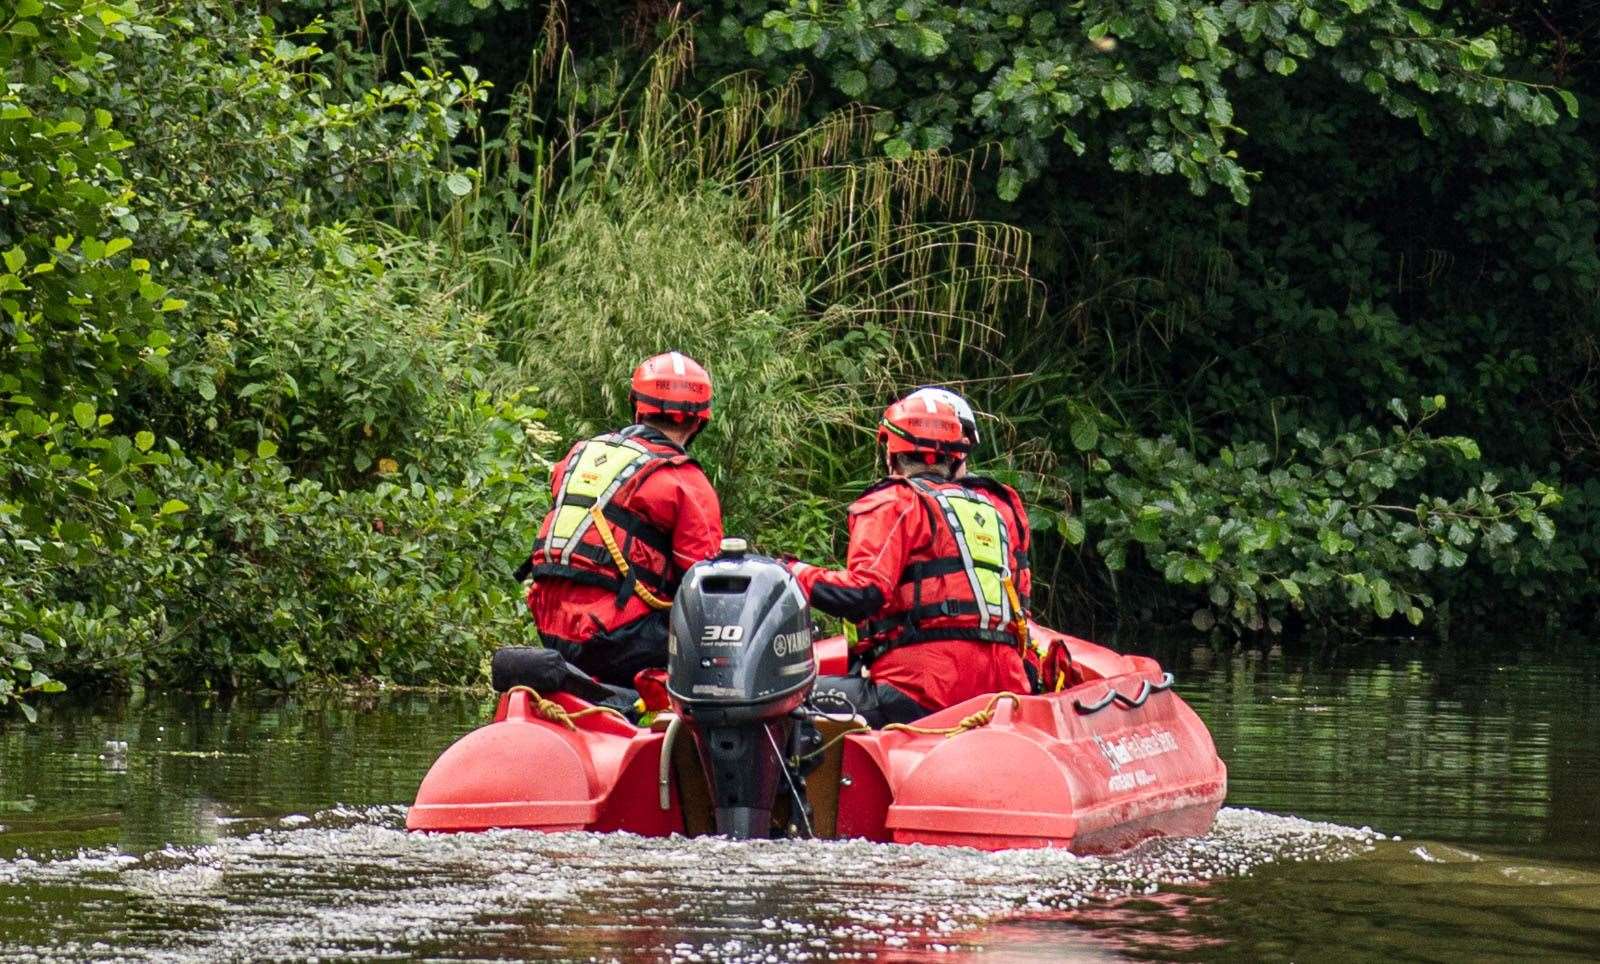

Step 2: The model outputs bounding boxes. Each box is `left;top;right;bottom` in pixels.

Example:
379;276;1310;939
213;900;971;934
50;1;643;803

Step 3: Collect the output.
504;685;630;730
1072;673;1175;715
884;691;1024;739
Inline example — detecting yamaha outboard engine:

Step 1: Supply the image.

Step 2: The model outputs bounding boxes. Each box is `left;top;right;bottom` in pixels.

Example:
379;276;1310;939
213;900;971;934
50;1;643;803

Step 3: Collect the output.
667;538;815;838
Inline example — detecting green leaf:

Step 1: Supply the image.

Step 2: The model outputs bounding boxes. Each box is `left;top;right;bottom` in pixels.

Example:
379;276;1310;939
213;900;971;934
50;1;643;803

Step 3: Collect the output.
444;173;473;197
743;26;768;57
105;237;132;257
997;167;1022;201
1407;541;1437;571
257;439;279;460
2;248;23;274
159;499;189;515
882;138;913;161
1558;89;1580;118
838;69;868;97
1181;559;1212;584
18;702;37;724
1469;37;1499;61
1101;79;1134;110
72;402;95;429
1154;0;1177;23
256;650;282;670
1531;513;1555;542
135;431;155;452
1070;416;1099;451
1060;515;1086;546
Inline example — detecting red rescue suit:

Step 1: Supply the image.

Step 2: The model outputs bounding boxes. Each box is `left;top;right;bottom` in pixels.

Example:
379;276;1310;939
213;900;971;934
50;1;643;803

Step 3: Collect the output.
791;474;1032;711
521;424;723;686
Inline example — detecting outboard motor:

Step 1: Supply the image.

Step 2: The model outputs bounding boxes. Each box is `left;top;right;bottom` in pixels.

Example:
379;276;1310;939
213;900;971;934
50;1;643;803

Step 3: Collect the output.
667;538;815;838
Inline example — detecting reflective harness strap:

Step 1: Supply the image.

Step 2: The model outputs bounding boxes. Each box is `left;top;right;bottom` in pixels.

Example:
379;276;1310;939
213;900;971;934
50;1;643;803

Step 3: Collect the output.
536;500;674;559
524;540;674;595
588;504;673;611
1004;577;1030;660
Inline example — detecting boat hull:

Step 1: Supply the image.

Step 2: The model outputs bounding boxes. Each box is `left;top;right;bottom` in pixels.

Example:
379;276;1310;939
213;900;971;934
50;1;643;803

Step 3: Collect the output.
407;629;1227;853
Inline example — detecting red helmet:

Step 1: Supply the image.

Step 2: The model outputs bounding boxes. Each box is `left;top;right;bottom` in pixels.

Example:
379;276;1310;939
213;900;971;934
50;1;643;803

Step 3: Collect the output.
878;394;971;464
630;352;712;424
906;385;980;445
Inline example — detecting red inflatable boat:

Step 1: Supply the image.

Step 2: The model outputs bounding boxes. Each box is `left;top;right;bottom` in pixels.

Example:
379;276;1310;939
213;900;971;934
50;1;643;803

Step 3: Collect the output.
408;549;1226;853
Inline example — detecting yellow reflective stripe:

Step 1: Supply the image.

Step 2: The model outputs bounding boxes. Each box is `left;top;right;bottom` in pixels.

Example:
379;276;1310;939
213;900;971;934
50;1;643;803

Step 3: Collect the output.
548;437;659;560
550;504;589;541
1003;576;1030;660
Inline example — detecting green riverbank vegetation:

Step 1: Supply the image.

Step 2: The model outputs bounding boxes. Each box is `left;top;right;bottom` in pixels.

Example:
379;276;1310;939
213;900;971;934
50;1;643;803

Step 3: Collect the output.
2;0;1595;716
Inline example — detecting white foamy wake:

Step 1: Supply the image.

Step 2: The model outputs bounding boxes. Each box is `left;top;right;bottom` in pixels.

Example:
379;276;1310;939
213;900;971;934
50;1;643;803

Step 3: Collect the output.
0;807;1386;962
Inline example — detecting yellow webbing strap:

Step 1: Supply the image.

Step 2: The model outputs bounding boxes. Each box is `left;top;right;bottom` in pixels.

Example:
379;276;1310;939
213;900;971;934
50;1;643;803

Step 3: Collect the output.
1003;575;1029;657
883;691;1023;740
505;685;630;730
589;504;673;611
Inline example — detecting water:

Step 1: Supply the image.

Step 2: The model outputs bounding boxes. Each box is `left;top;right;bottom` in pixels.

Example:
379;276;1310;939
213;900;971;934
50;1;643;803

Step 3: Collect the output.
1;639;1596;961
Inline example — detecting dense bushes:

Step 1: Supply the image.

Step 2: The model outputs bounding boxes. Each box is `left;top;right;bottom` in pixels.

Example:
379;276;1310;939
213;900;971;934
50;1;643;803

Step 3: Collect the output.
0;2;502;714
2;0;1595;718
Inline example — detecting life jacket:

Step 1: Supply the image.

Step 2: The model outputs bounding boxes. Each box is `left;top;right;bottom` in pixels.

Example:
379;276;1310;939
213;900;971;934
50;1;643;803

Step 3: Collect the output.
960;474;1032;611
519;426;692;615
856;476;1027;663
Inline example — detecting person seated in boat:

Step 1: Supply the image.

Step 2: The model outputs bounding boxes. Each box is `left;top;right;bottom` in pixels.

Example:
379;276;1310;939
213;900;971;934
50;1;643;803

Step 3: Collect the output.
785;392;1032;727
516;351;724;689
902;386;1035;613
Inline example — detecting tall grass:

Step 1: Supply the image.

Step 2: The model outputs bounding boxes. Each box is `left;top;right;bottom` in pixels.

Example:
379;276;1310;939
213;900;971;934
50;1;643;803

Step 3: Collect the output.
445;23;1042;558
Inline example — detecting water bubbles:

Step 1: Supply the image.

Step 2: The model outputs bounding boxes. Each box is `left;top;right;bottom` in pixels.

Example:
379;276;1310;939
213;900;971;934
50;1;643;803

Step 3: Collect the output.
0;806;1388;961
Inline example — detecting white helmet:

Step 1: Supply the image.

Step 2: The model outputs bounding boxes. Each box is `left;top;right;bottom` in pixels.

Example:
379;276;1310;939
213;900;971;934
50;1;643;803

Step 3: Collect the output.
905;386;979;445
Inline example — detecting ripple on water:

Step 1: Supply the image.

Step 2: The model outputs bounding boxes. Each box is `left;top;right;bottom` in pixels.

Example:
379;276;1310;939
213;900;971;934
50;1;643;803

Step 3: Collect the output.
0;806;1386;962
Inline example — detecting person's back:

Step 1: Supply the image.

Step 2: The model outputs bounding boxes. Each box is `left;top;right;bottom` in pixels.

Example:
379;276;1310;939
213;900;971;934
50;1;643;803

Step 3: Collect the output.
789;393;1030;724
853;474;1031;710
520;353;723;687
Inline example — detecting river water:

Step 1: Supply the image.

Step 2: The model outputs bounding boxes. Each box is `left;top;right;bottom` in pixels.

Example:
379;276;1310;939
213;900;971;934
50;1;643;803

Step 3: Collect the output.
1;639;1596;961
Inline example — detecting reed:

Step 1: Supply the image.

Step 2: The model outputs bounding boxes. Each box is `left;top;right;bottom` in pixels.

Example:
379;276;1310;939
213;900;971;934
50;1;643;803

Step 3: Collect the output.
441;20;1042;557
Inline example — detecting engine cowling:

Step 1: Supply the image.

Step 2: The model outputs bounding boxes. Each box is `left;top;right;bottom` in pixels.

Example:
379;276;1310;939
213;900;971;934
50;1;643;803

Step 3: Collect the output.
666;540;815;838
666;542;814;725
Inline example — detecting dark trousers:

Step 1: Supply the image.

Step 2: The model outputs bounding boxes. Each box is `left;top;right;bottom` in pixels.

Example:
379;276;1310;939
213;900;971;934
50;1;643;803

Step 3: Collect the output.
810;674;929;728
546;610;669;689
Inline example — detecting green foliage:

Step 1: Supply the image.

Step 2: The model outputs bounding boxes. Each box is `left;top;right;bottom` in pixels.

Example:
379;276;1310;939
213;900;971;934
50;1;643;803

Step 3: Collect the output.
467;52;1039;559
100;2;486;280
143;394;546;687
707;0;1578;201
187;227;499;484
4;0;1597;721
1080;399;1557;634
0;0;178;717
0;0;501;716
